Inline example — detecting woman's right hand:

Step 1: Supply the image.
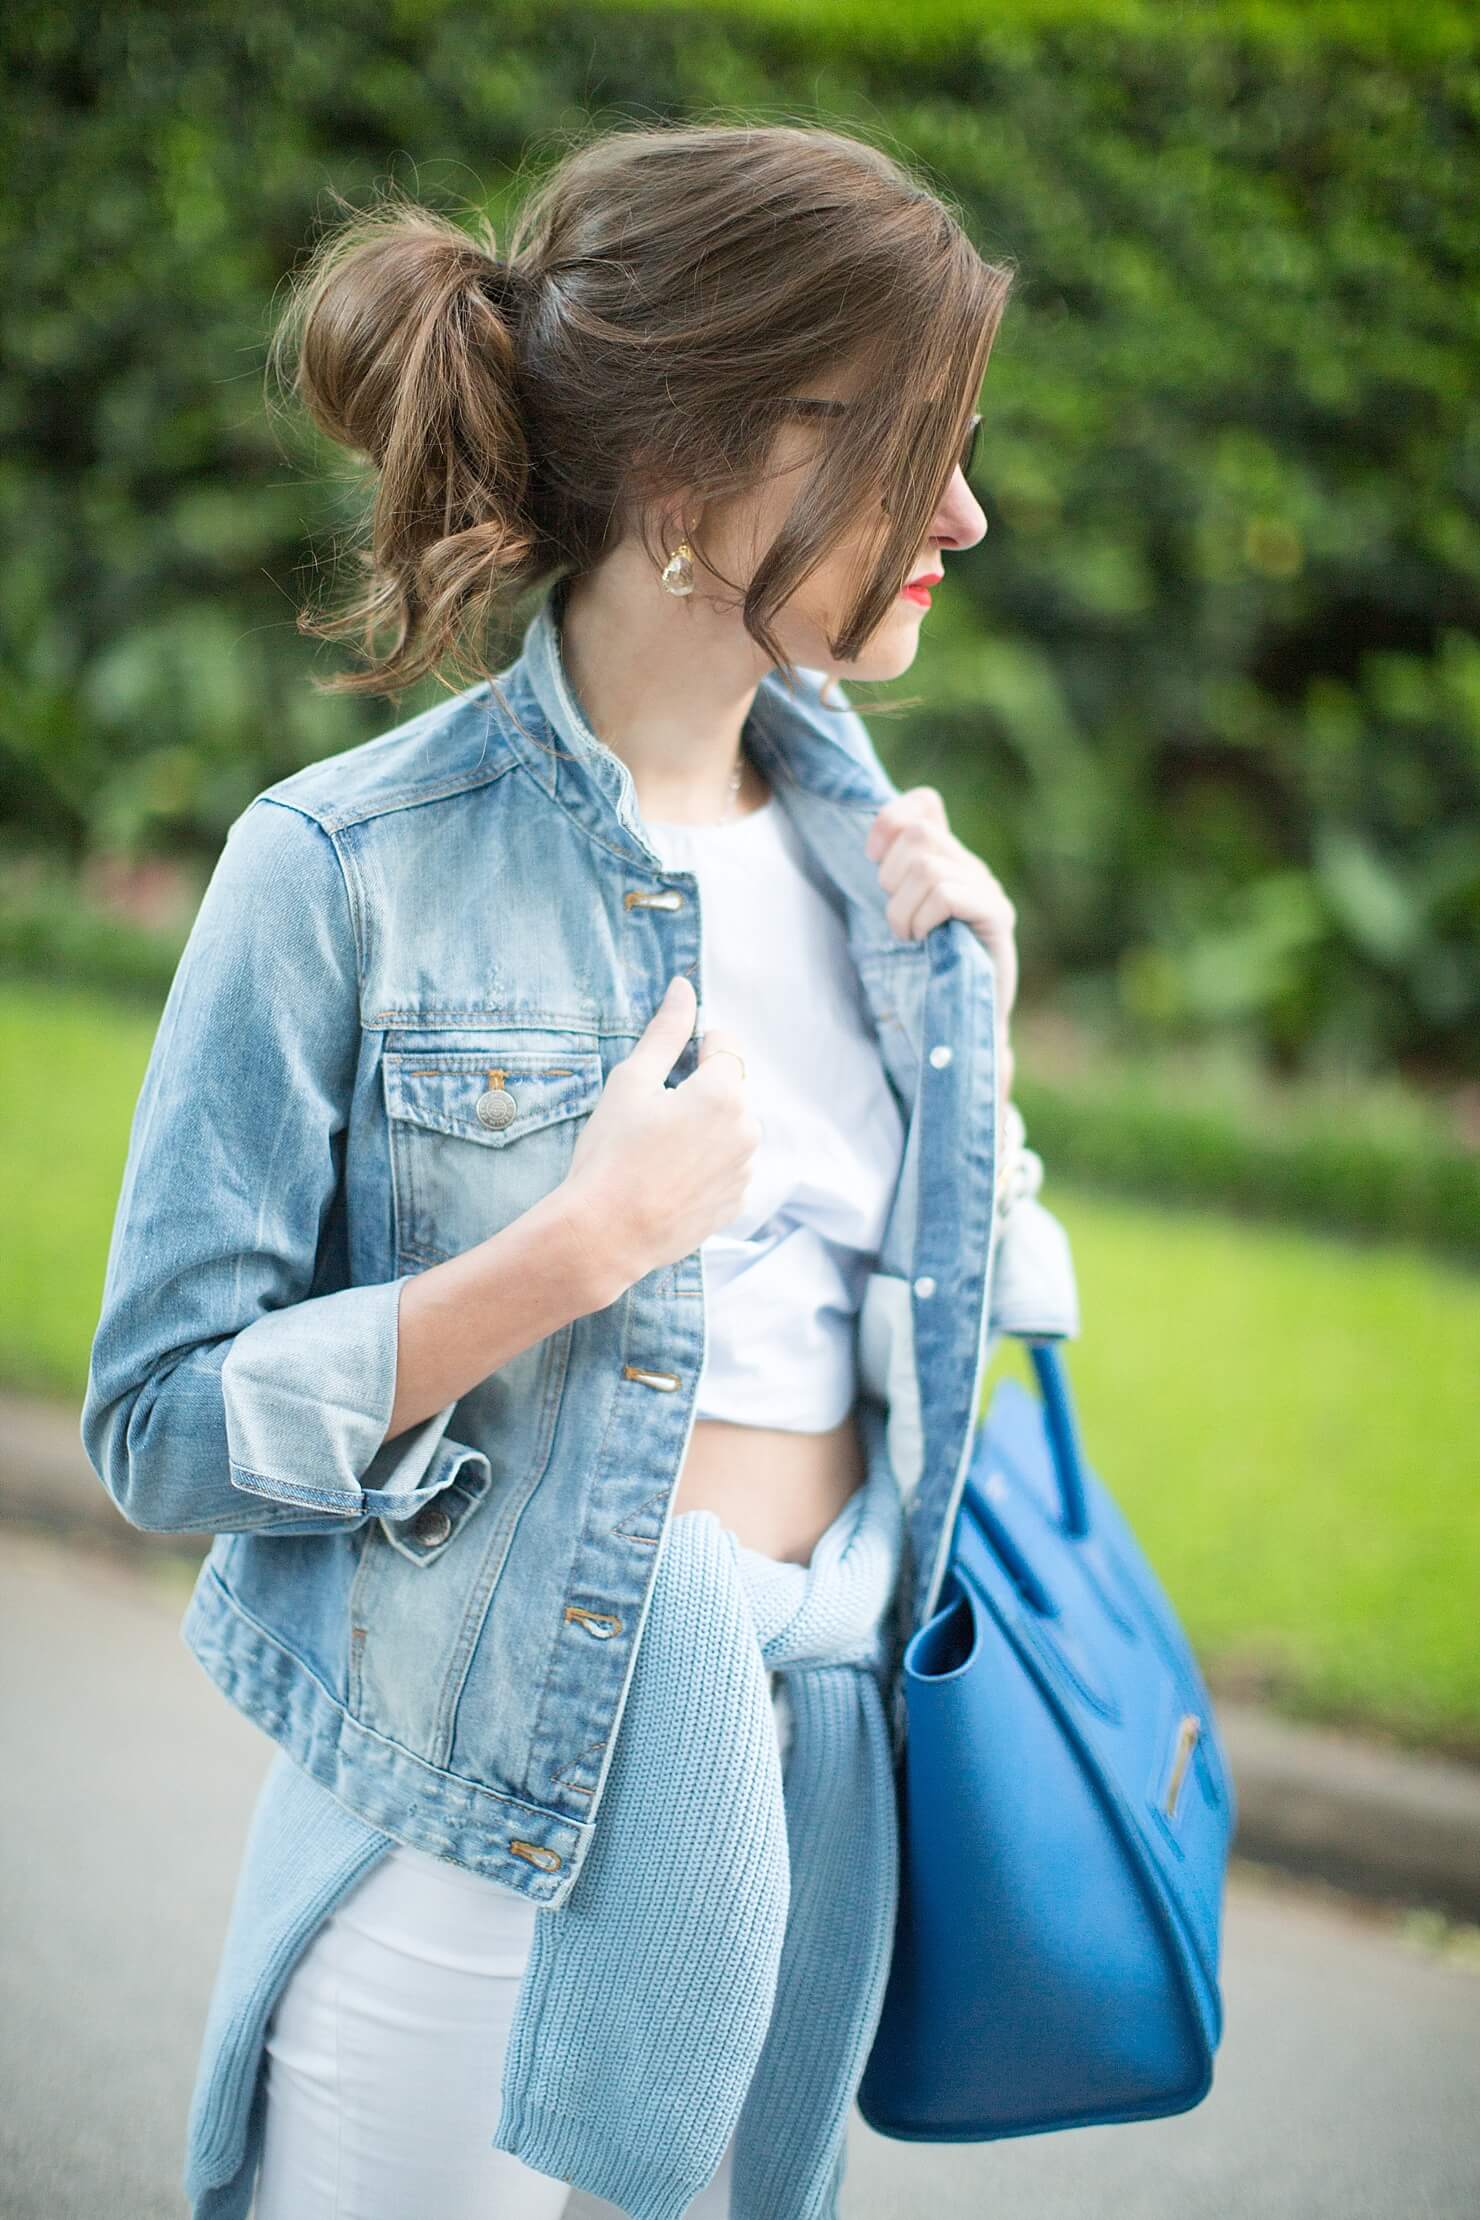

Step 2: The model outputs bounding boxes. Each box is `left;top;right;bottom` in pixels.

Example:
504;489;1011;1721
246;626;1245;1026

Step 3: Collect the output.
557;974;761;1302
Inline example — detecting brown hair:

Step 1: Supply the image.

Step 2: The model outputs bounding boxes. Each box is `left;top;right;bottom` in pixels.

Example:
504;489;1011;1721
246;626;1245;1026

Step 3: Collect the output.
267;119;1015;701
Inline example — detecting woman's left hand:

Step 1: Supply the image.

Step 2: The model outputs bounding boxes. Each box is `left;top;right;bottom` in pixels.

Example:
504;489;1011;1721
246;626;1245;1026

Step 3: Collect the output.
864;784;1019;1168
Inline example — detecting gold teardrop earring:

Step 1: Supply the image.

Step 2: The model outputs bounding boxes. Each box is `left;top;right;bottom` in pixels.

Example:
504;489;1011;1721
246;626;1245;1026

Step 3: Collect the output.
659;539;695;597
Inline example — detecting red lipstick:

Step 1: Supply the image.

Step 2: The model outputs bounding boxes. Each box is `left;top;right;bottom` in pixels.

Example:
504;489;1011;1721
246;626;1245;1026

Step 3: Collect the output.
900;569;943;608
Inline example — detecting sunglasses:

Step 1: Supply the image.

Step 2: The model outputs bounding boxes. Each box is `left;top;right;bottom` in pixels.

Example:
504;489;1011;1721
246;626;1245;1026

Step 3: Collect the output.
787;398;983;488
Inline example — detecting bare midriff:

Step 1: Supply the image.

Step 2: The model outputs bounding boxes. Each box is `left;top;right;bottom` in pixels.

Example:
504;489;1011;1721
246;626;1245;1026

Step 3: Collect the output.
671;1408;868;1566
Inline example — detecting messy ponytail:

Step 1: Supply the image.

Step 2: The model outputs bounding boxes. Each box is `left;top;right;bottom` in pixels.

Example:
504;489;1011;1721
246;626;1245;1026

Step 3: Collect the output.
269;123;1013;700
267;189;544;697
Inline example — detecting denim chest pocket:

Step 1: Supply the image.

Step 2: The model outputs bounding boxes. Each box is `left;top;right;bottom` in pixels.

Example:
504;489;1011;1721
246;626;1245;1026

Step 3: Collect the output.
382;1038;605;1268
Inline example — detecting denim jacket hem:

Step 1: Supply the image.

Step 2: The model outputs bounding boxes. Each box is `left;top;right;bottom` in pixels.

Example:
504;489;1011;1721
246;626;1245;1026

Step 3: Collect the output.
182;1556;593;1904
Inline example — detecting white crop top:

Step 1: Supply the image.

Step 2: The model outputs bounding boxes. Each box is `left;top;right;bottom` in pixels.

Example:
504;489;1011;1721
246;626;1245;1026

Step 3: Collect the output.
640;787;906;1432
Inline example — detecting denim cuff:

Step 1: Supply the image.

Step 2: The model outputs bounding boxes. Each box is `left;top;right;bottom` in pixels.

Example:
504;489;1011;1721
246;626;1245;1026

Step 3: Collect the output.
221;1273;491;1518
988;1191;1081;1341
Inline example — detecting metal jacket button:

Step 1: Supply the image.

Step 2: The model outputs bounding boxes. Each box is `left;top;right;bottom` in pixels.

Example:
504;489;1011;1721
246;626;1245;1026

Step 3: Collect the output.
624;887;685;910
476;1086;517;1129
412;1502;453;1547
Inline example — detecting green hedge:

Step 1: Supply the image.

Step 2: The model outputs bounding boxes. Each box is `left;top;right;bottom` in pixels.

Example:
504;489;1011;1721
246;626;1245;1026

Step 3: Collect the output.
3;0;1477;1089
1015;1062;1480;1264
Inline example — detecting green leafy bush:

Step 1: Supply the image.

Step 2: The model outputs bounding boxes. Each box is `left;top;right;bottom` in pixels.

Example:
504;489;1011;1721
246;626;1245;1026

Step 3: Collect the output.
2;0;1477;1091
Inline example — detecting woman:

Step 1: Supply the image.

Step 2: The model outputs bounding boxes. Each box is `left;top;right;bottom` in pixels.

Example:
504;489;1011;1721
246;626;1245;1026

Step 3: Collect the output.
83;120;1079;2220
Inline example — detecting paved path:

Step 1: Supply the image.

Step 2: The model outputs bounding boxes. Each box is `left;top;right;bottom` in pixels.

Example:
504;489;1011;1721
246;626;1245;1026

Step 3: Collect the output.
2;1526;1477;2220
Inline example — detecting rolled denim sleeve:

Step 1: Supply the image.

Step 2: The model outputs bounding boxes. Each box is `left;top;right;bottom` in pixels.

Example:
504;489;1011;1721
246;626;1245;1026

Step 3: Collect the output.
987;1099;1081;1341
81;795;490;1536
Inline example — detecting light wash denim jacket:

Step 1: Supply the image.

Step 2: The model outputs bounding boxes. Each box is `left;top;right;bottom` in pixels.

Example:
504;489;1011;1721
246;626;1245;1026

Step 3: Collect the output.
81;578;1080;1911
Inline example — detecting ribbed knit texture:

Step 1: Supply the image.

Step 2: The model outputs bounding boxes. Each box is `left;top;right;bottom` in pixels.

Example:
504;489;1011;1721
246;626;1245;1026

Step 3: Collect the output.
180;1452;903;2220
490;1452;904;2220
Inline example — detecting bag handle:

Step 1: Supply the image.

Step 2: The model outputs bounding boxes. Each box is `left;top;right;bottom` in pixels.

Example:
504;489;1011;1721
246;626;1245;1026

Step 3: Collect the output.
1028;1341;1090;1541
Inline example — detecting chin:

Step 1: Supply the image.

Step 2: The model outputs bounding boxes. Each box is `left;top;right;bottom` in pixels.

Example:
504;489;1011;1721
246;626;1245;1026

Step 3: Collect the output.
847;616;925;683
791;603;925;686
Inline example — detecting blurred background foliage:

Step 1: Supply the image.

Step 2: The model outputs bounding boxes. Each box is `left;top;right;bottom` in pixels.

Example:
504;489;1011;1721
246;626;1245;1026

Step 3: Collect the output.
2;0;1477;1241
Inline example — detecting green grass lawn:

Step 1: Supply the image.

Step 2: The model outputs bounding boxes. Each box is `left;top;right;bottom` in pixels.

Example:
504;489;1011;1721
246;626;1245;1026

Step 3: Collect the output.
6;977;1479;1759
984;1196;1479;1761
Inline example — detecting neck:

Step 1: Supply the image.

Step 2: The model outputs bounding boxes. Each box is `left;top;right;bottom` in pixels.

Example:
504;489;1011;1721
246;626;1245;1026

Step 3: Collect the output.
554;554;772;822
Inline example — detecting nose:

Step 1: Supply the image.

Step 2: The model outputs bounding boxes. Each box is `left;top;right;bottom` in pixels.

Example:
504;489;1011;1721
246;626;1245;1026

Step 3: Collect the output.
932;467;988;556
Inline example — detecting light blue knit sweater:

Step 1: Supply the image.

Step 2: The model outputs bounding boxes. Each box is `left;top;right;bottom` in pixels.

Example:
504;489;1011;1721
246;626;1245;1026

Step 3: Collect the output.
184;1450;905;2220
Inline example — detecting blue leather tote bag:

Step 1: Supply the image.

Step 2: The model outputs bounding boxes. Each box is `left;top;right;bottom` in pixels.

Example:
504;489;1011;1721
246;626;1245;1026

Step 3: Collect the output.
858;1342;1237;2140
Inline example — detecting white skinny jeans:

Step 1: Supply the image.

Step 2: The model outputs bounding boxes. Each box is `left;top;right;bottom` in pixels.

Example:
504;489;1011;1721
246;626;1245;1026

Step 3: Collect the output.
254;1674;795;2220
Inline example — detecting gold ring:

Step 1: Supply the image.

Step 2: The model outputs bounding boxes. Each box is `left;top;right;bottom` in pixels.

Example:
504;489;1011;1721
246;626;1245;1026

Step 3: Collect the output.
707;1047;747;1081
